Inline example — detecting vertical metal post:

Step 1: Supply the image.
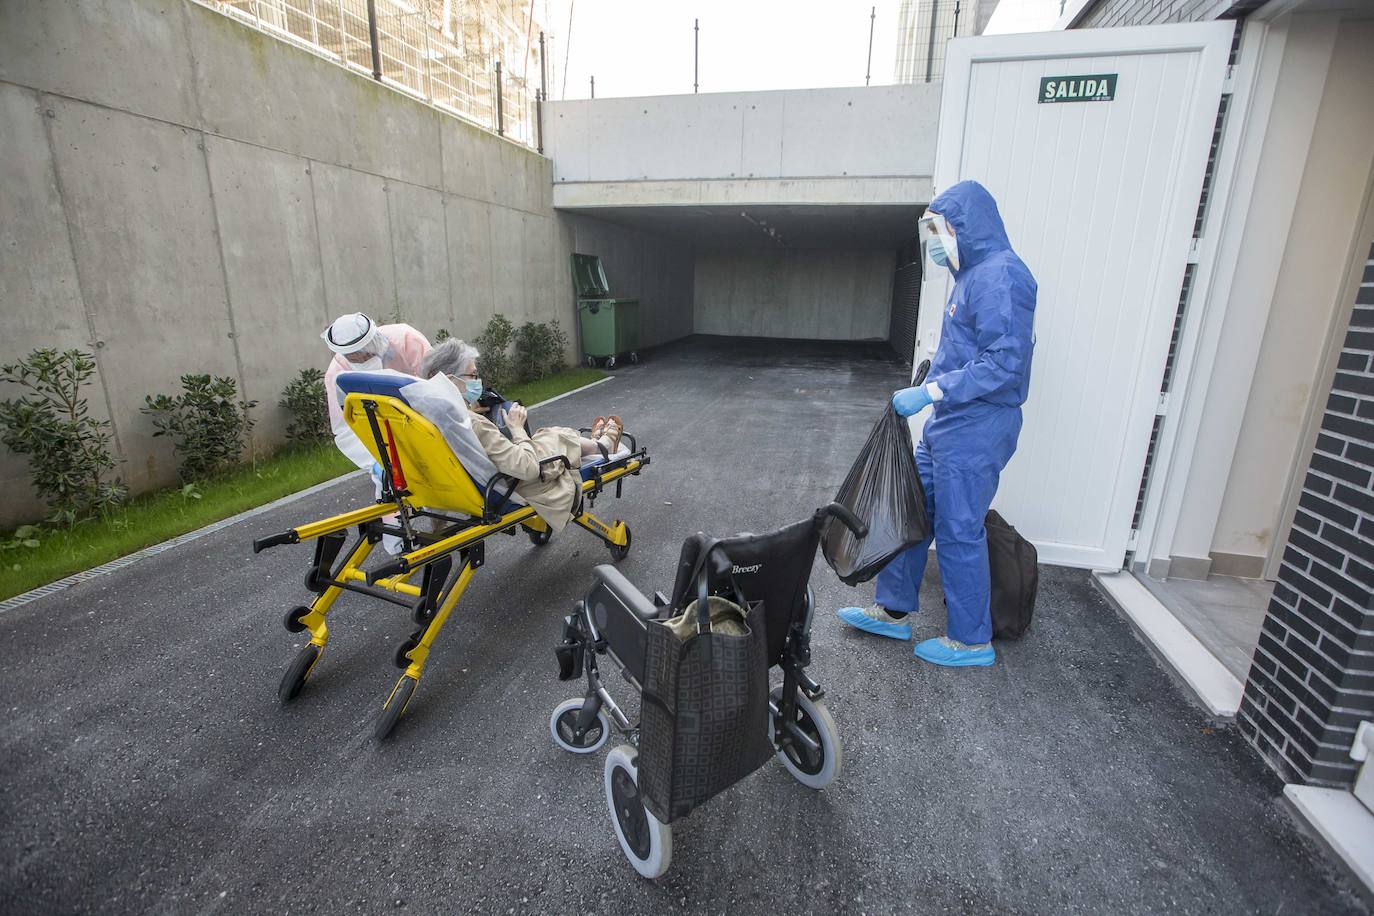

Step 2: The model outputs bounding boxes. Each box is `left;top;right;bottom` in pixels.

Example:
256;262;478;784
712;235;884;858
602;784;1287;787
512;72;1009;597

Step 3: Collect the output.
366;0;383;81
693;18;699;93
535;88;544;153
952;0;961;37
421;10;434;101
924;0;938;83
865;6;875;86
495;60;505;135
539;31;548;99
590;74;595;98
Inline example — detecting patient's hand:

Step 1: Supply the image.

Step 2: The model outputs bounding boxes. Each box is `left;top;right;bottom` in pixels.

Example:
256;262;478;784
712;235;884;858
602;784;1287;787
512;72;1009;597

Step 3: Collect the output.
506;402;527;428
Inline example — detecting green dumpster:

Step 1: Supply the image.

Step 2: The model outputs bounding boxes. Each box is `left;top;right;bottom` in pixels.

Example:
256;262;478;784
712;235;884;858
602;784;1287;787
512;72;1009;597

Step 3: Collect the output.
572;253;640;368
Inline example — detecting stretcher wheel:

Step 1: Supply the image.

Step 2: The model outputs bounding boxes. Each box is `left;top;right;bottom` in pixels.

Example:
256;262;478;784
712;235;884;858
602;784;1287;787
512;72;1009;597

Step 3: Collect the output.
375;676;417;741
607;526;632;562
768;686;842;790
550;698;610;754
604;745;671;879
394;637;420;669
279;644;321;703
283;605;312;633
529;526;553;546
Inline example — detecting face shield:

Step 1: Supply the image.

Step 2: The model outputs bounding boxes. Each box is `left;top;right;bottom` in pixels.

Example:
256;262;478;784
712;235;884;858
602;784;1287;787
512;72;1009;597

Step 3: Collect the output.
918;211;960;273
322;313;385;368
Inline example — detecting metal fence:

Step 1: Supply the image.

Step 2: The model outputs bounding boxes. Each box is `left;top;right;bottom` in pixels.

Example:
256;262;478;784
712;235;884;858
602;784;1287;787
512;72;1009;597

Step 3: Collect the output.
198;0;544;149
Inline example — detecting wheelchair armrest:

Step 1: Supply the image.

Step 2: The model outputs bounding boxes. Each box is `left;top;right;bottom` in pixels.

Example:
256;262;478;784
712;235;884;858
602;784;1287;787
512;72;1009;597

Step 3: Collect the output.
591;564;660;623
483;473;520;520
538;454;572;482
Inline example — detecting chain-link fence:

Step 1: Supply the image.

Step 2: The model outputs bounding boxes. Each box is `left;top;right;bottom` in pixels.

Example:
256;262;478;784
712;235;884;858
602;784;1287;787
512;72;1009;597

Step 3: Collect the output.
198;0;544;149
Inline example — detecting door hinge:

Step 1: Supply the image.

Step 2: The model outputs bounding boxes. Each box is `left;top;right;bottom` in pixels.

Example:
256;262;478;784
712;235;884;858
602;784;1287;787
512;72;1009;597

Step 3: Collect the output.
1156;392;1169;416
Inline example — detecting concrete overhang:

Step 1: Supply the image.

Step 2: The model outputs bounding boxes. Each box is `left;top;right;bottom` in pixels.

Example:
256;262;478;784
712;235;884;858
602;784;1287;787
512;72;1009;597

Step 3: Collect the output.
552;176;932;210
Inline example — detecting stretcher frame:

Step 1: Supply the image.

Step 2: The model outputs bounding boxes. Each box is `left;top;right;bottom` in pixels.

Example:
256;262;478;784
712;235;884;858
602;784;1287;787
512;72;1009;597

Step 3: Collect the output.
253;387;649;739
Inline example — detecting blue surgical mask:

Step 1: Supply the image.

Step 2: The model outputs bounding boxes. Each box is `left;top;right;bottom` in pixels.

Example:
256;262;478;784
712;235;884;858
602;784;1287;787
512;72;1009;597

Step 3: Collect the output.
462;377;484;403
928;238;949;268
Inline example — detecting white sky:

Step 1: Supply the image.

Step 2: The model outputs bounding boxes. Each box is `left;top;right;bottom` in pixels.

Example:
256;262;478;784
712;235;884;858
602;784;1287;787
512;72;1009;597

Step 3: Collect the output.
543;0;1062;101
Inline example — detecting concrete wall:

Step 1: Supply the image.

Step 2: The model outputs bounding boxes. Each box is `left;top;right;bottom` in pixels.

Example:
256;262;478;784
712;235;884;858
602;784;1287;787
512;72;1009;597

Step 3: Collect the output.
1210;19;1374;570
693;250;894;341
562;215;695;350
1159;14;1374;577
545;85;940;184
0;0;569;525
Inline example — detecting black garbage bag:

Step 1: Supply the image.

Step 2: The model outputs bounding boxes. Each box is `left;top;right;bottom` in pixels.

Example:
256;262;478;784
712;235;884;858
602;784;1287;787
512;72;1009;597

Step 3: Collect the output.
822;404;931;586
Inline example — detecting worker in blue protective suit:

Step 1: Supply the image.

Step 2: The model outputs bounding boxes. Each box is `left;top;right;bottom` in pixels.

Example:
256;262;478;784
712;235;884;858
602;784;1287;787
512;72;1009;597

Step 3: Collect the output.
837;180;1036;667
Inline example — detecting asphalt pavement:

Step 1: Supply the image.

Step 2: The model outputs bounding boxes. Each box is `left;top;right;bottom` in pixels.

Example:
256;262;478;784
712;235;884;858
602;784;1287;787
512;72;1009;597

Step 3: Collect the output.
1;336;1366;914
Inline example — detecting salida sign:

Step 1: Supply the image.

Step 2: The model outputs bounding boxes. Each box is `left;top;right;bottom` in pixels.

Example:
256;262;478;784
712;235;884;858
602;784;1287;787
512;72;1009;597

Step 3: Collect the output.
1039;74;1117;103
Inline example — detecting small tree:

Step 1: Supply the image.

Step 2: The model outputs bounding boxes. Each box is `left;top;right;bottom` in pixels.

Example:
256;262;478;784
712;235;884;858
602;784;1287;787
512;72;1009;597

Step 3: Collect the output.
143;374;257;480
473;313;516;392
513;320;571;383
280;368;330;444
0;348;124;525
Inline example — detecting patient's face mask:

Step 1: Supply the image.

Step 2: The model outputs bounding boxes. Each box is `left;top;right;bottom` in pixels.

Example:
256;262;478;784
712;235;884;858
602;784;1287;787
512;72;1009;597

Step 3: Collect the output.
448;371;483;404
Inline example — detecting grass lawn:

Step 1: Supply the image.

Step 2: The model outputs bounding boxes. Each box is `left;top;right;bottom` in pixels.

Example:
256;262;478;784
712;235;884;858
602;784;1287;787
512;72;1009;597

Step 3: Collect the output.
0;367;607;601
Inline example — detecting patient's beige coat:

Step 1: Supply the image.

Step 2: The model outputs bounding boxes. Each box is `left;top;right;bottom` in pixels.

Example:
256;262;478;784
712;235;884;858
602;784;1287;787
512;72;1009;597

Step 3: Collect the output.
469;413;582;531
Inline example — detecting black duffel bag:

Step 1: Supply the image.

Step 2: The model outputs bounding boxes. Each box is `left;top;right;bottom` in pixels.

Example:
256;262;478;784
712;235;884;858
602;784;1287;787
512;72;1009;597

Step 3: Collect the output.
638;540;773;824
987;510;1038;640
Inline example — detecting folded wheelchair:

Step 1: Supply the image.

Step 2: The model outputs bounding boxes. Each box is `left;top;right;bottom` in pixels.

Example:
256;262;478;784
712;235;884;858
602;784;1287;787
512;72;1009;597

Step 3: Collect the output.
550;503;867;878
253;371;648;739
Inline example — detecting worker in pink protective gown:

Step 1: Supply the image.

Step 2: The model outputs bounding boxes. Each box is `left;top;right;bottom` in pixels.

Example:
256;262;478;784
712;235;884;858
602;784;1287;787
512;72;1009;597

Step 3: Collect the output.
321;313;433;469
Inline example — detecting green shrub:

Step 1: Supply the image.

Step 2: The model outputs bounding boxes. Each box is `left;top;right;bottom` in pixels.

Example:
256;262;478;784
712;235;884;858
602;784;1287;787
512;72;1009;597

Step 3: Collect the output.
280;368;330;444
0;348;125;526
143;374;258;480
513;320;569;383
473;313;516;392
433;328;452;343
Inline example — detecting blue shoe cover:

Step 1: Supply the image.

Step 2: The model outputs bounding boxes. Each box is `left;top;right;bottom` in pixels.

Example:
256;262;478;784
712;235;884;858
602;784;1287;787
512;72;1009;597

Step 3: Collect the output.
913;636;995;667
836;605;912;641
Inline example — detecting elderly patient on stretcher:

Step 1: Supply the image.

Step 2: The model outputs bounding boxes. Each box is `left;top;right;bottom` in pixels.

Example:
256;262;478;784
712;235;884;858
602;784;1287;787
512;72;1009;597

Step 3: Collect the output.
417;339;627;532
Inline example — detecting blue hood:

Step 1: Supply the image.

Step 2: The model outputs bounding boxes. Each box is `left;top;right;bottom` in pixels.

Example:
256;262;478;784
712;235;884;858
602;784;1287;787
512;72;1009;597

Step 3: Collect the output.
928;180;1011;274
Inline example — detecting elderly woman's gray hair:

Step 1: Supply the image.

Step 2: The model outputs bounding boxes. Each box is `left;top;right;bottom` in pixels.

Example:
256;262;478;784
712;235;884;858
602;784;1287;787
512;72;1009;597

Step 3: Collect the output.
421;338;480;380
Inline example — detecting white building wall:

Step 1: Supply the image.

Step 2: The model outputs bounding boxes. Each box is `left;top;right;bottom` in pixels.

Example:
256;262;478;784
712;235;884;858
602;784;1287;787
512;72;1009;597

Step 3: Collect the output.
544;85;939;185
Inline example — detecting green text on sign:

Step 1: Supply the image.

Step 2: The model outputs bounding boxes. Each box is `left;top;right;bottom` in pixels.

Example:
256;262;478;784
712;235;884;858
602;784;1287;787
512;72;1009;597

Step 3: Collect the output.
1039;74;1117;103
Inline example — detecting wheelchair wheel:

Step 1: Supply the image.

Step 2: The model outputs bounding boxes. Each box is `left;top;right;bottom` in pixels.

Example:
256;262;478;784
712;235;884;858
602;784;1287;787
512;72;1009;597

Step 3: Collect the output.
549;698;610;754
604;745;671;879
279;644;321;703
375;675;417;741
528;526;553;546
283;605;311;633
607;525;632;562
769;685;842;790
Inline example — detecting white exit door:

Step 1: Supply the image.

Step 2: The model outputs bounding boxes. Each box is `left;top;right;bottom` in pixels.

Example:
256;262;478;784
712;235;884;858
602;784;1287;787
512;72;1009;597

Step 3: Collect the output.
916;22;1234;569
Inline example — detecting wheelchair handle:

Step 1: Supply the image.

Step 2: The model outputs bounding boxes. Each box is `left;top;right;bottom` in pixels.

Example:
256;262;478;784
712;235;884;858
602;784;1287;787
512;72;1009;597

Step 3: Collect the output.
252;530;299;553
912;358;931;386
819;503;868;539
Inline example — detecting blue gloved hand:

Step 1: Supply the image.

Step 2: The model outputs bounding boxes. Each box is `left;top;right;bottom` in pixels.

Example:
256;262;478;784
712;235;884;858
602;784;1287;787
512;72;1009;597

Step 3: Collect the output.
370;461;384;483
892;385;934;417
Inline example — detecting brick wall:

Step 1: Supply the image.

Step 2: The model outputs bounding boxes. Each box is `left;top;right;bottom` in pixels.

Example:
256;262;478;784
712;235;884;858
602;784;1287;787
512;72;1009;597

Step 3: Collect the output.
1077;0;1218;28
1238;241;1374;787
